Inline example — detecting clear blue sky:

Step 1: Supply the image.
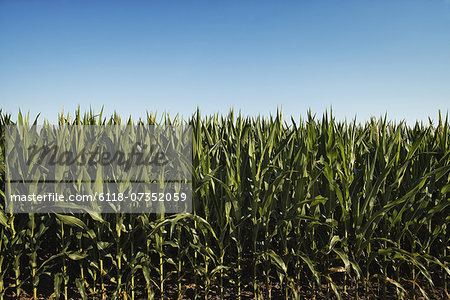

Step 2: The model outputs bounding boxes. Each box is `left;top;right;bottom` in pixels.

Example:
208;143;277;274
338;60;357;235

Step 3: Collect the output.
1;0;449;124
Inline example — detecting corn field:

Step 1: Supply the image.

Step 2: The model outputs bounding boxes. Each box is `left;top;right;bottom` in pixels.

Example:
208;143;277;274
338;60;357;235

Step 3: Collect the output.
0;108;449;299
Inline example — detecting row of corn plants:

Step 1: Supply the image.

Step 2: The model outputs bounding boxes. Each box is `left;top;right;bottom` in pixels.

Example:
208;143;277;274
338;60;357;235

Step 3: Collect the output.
0;108;449;299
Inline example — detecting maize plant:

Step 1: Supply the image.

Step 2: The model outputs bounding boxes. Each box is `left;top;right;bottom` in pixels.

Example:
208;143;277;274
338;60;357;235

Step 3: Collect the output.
0;108;449;299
